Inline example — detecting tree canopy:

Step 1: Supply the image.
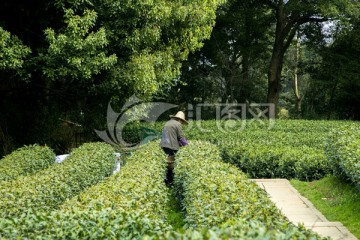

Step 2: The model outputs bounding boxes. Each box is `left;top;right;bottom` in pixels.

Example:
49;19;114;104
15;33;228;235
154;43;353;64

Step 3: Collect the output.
1;0;360;156
0;0;225;155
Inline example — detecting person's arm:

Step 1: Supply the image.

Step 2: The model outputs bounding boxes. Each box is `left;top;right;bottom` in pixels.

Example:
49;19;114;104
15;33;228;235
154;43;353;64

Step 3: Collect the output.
179;137;188;146
176;124;188;146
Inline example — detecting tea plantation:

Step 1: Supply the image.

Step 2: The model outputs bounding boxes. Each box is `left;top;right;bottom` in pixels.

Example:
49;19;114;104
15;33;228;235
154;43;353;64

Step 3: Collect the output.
0;120;359;239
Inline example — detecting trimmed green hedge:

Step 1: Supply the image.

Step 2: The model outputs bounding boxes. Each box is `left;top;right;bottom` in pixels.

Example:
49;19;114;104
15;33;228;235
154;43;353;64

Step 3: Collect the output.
0;208;169;239
0;142;115;218
61;141;168;220
162;219;325;239
0;141;172;239
326;124;360;189
0;140;324;239
222;143;330;181
0;144;55;182
173;141;324;238
182;120;341;181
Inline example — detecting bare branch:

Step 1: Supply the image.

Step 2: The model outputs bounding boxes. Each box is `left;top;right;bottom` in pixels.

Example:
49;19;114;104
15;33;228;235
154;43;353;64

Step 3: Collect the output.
283;25;298;53
298;16;329;24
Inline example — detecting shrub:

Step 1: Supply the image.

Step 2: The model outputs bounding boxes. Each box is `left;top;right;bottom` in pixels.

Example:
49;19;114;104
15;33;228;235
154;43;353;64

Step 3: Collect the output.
326;124;360;189
0;208;170;239
173;141;323;239
61;141;168;221
222;143;330;181
0;141;171;239
0;144;55;182
0;140;326;239
162;219;325;239
0;142;116;218
174;141;285;228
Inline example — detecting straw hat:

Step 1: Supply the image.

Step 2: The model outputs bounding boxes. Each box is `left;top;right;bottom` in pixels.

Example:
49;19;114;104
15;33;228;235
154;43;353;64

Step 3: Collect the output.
170;111;188;124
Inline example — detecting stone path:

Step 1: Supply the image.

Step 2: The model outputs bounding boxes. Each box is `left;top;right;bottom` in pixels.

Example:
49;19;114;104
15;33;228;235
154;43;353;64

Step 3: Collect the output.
253;179;357;240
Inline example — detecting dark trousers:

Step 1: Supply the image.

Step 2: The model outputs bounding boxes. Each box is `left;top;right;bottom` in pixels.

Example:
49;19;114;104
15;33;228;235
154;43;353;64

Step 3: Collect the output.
162;148;177;184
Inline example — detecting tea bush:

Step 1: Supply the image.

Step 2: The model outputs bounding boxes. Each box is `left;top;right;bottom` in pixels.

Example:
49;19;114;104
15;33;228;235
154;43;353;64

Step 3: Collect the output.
0;208;170;239
0;144;55;182
162;219;326;239
62;141;168;220
182;120;346;180
0;141;171;239
173;141;323;238
222;143;330;180
0;142;116;218
326;124;360;189
0;140;328;239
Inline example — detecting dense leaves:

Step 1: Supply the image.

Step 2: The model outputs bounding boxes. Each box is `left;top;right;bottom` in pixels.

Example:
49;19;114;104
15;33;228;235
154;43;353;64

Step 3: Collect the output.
0;137;337;239
326;124;360;189
0;144;55;182
0;208;170;239
0;27;31;70
182;120;347;180
0;142;115;218
0;141;171;239
41;9;117;81
173;140;324;238
61;141;168;220
0;0;225;156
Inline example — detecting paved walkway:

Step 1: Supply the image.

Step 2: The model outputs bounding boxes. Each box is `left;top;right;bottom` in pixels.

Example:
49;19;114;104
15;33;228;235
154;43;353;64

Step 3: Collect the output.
253;179;357;240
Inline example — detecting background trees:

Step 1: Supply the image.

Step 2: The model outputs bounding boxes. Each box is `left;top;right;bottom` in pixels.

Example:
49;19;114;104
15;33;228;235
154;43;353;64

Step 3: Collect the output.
0;0;224;155
169;0;273;106
304;18;360;119
1;0;360;156
263;0;358;111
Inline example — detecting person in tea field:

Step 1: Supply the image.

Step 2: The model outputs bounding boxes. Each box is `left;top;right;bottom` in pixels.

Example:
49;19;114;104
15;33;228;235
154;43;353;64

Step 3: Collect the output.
160;111;188;185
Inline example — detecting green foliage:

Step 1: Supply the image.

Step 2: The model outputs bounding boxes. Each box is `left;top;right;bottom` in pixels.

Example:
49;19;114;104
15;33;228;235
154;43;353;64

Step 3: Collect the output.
0;27;31;70
175;141;278;228
292;176;360;238
172;0;272;105
173;140;324;238
0;142;115;218
61;141;168;221
42;9;117;80
52;0;226;98
223;143;330;181
0;138;330;239
0;141;172;239
162;219;326;239
306;18;360;119
183;120;344;180
166;187;186;230
0;144;55;182
0;208;170;239
278;108;290;119
122;0;226;96
264;0;360;109
325;124;360;189
138;120;358;180
1;0;229;152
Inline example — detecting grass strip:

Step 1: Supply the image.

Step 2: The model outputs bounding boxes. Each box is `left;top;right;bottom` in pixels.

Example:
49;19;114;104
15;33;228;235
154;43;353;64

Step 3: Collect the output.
166;187;186;231
291;176;360;239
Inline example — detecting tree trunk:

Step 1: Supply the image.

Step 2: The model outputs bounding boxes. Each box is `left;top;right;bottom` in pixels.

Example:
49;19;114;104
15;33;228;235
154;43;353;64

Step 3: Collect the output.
267;43;284;113
242;52;250;99
267;5;287;114
293;35;302;115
